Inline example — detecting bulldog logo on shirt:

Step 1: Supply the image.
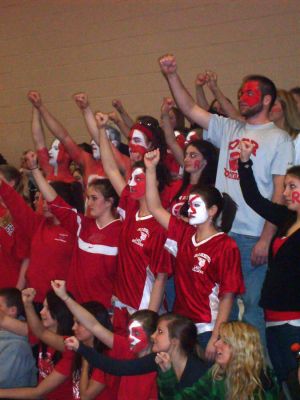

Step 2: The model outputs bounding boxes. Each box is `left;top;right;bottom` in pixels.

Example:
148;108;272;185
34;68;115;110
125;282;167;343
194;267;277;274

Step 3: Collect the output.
224;138;258;180
132;227;150;247
192;252;211;274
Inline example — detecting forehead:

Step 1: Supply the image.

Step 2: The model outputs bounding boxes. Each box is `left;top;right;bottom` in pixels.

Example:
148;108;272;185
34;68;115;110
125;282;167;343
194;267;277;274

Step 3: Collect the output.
90;140;99;147
131;129;147;140
188;194;205;203
157;319;170;330
131;167;145;178
129;320;143;330
51;139;60;147
185;144;201;154
242;80;260;92
285;174;300;185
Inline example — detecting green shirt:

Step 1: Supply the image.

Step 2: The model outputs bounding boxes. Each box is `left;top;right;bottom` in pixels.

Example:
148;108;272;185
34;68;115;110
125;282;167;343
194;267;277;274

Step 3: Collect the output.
158;367;279;400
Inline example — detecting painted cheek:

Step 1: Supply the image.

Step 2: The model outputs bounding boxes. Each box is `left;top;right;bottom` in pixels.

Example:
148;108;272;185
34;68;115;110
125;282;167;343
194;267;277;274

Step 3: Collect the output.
240;82;261;107
193;159;201;169
292;191;300;204
129;143;148;157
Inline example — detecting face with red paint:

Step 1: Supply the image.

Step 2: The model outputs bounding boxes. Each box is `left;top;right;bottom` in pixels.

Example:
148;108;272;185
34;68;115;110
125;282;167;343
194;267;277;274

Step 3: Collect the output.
188;194;209;225
129;129;151;162
269;98;284;123
239;80;263;118
128;320;149;354
128;167;146;200
184;145;206;174
283;174;300;212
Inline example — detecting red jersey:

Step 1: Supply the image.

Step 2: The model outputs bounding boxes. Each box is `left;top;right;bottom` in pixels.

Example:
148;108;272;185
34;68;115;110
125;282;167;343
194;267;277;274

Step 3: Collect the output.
37;147;75;183
38;345;74;400
114;187;172;310
167;181;193;217
111;335;157;400
165;216;244;333
0;204;29;288
0;182;73;302
49;196;121;307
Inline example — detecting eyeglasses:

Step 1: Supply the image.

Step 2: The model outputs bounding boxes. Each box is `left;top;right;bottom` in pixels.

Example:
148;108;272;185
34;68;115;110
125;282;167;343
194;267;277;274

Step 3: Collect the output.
184;152;202;159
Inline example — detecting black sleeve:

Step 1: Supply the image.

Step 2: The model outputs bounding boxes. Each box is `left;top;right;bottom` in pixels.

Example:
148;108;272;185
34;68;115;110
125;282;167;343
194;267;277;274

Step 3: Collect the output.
238;159;290;226
77;343;157;376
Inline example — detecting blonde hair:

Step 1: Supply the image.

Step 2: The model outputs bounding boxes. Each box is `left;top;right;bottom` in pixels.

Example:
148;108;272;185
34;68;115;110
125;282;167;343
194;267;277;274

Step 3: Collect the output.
211;321;267;400
277;89;300;139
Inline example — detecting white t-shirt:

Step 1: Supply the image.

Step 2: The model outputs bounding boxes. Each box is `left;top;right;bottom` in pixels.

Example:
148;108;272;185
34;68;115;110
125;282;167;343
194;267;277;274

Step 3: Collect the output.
204;115;294;236
293;134;300;165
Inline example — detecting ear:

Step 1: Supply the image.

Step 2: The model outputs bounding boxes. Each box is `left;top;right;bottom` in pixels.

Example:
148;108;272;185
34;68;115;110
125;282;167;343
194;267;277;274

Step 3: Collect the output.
262;94;272;108
8;305;18;318
208;204;218;218
170;337;180;348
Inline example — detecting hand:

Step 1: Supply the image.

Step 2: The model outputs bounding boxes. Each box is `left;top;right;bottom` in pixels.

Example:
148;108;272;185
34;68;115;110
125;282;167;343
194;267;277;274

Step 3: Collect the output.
155;352;172;372
158;54;177;76
95;112;109;129
161;97;175;116
64;336;79;351
112;99;124;113
251;239;269;266
108;111;120;124
24;151;38;170
144;149;160;170
195;72;207;88
27;91;42;108
73;93;89;110
298;366;300;385
205;70;218;92
22;288;36;304
51;280;69;301
239;140;254;162
205;336;217;362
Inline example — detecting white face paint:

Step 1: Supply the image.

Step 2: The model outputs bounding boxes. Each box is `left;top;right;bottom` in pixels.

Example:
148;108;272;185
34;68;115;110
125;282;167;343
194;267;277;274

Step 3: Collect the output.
91;140;100;160
49;139;60;166
128;320;148;353
128;168;146;199
130;130;148;149
188;194;209;225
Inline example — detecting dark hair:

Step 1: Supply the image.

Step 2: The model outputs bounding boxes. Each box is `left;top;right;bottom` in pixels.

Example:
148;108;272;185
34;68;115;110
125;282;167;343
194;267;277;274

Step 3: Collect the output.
287;165;300;179
159;313;198;355
0;153;7;165
0;165;23;194
190;185;237;233
243;75;277;110
88;178;119;208
0;288;24;318
209;98;233;117
78;142;93;155
132;160;170;194
50;181;84;214
171;107;185;131
73;301;113;377
290;87;300;96
129;309;159;340
173;140;218;203
136;116;168;160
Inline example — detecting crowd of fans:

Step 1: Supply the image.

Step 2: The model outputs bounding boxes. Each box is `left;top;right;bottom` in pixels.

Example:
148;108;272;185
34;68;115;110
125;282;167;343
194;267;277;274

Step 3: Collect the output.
0;53;300;399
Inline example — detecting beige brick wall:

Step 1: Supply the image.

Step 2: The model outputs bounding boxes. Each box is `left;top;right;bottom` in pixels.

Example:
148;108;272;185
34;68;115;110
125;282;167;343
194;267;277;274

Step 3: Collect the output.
0;0;299;165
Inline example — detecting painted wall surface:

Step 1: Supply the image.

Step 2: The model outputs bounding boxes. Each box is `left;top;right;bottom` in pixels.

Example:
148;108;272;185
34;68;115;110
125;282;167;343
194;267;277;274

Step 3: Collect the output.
0;0;299;165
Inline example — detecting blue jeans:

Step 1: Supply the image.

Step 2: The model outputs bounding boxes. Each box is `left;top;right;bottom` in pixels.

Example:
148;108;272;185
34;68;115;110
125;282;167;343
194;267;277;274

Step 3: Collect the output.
165;276;175;312
267;324;300;384
230;233;267;349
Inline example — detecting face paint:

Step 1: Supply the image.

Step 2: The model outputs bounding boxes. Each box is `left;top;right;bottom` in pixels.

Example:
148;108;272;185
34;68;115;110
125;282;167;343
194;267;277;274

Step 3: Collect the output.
239;81;261;107
91;140;100;160
188;194;209;225
128;320;148;354
128;168;146;200
184;146;205;173
129;129;149;157
292;191;300;204
49;139;60;167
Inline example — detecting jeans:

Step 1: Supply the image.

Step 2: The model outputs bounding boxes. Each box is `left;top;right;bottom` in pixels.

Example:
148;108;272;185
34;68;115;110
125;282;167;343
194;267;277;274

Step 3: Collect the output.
230;233;267;349
267;324;300;384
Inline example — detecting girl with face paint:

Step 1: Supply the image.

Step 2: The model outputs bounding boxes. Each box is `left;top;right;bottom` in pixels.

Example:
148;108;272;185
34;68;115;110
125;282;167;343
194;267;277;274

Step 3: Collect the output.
95;113;172;336
145;149;244;363
52;280;159;399
239;141;300;385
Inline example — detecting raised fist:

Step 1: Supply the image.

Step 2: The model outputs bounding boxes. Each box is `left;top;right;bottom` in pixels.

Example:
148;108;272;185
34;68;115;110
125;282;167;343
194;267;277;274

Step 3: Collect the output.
73;93;89;110
27;91;42;108
95;112;109;129
158;54;177;76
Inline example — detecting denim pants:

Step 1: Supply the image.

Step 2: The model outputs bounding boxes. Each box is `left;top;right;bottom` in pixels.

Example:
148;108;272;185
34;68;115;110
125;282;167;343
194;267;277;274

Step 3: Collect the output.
230;232;267;349
267;324;300;384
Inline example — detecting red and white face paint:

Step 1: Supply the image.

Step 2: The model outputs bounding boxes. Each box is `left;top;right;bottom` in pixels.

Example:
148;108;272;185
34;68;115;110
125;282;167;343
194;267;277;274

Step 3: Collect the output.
283;175;300;211
239;81;262;108
188;194;209;225
49;139;60;167
91;140;101;160
128;320;148;354
129;129;150;157
128;167;146;200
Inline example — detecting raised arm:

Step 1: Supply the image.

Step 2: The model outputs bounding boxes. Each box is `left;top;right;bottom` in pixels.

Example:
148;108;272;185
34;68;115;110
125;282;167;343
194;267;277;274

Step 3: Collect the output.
22;288;65;352
112;98;134;131
195;72;210;110
108;109;131;139
144;149;171;230
205;71;243;120
51;280;114;349
158;54;212;130
95;112;126;196
0;310;28;336
28;92;46;150
161;97;184;166
73;93;99;143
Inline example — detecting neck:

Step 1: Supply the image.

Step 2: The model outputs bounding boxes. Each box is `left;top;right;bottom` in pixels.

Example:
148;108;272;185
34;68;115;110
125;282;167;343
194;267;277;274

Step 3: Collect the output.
273;117;285;130
96;210;116;228
138;197;151;217
195;223;218;242
245;110;270;125
190;170;202;185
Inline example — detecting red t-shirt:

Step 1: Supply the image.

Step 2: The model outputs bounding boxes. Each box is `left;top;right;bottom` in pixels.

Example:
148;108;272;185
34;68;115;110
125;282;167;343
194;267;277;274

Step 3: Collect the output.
0;182;73;302
165;216;244;329
114;187;172;310
49;196;121;307
111;335;157;400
